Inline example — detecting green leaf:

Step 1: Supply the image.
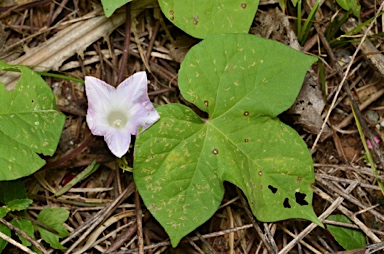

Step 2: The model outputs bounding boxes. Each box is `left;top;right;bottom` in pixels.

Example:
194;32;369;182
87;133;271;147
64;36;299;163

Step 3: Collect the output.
0;223;11;253
0;61;66;181
134;34;321;246
326;214;366;250
37;208;69;250
100;0;132;17
158;0;259;39
0;180;32;211
336;0;360;18
0;207;9;218
0;180;28;203
5;199;32;212
11;219;34;247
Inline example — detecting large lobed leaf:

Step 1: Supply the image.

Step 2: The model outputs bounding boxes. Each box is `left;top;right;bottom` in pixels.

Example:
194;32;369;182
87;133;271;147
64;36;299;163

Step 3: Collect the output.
158;0;259;39
0;61;65;180
134;34;321;246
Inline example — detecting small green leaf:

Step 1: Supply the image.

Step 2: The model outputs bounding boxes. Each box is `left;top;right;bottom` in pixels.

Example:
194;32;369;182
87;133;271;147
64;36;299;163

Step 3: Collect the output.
5;199;32;212
0;207;9;218
11;219;34;247
0;180;32;211
0;61;65;181
0;223;11;253
158;0;259;39
37;208;69;250
101;0;132;17
336;0;360;18
327;214;366;250
135;34;321;246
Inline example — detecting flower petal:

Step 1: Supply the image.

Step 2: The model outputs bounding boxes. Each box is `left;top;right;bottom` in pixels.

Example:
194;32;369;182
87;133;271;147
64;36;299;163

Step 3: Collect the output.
116;71;160;134
85;76;117;136
117;72;149;106
104;128;132;158
85;73;160;158
129;102;160;135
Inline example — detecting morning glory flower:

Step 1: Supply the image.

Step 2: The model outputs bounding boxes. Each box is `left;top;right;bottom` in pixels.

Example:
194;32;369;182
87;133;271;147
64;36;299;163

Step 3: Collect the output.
85;72;160;158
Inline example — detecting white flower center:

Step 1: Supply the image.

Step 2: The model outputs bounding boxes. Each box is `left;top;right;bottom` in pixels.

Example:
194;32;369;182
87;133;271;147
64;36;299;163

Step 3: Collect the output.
108;111;128;129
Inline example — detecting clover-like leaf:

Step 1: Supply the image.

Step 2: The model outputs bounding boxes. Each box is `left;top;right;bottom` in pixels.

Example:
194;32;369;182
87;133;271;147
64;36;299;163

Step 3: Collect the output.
158;0;259;39
0;61;65;181
134;34;321;247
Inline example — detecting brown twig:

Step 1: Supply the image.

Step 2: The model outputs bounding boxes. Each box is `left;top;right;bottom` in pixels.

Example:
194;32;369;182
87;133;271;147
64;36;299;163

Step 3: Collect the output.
117;3;131;84
146;20;160;60
236;188;276;253
63;182;135;253
311;2;384;160
40;134;94;171
0;231;36;254
0;217;48;253
110;224;255;253
134;186;144;254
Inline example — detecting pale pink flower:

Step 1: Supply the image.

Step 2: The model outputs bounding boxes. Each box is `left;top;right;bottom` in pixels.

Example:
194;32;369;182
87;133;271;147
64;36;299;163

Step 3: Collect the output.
85;72;160;158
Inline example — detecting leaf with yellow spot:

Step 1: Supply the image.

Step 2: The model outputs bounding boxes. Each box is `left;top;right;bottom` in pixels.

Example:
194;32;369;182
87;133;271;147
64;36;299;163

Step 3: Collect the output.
0;61;65;180
134;34;321;247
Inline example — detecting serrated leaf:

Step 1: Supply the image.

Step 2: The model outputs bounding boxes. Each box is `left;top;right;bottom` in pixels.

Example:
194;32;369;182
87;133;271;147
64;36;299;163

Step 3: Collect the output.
0;223;11;253
327;214;366;250
101;0;132;17
134;34;321;246
158;0;259;39
11;219;34;247
37;208;69;250
6;199;32;212
0;61;65;181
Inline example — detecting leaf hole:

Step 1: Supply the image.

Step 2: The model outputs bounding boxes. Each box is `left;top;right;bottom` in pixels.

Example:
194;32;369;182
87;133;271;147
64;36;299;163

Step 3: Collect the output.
204;100;209;107
31;99;34;103
268;185;277;194
297;176;302;182
212;148;218;155
243;111;249;116
244;138;249;143
241;3;246;8
283;198;291;208
295;191;308;206
258;171;262;176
